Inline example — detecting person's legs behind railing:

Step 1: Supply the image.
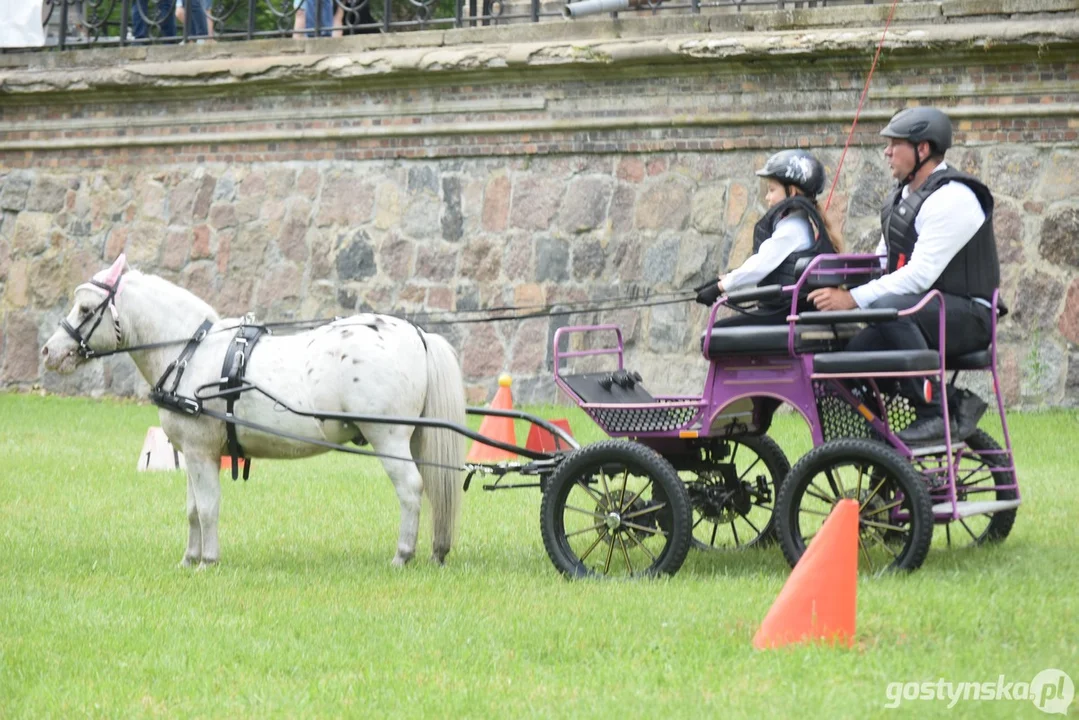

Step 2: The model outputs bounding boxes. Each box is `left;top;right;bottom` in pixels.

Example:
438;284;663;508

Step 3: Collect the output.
845;292;991;444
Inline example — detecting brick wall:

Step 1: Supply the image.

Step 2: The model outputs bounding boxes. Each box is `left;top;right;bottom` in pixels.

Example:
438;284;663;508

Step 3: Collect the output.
1;4;1078;406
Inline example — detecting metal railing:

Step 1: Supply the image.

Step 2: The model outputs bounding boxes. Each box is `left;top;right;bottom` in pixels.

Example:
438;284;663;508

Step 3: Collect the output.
35;0;874;49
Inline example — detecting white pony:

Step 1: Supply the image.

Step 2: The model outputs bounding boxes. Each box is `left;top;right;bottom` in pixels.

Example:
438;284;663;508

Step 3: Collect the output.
42;255;466;569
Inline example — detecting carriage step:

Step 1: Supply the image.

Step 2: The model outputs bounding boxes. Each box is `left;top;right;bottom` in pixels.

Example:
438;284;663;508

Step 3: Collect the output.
909;441;966;457
931;499;1021;517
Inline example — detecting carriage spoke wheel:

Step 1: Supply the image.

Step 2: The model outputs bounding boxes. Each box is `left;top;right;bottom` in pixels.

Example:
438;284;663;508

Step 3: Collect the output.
685;435;790;552
776;438;934;575
932;429;1019;548
541;440;693;578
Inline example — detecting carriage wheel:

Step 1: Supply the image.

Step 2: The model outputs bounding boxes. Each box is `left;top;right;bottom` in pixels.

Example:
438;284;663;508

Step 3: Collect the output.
776;438;934;574
540;440;693;578
685;435;790;552
940;429;1018;547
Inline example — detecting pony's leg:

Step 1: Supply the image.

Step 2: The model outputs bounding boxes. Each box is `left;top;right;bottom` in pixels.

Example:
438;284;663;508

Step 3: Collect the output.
369;430;423;567
181;474;201;567
185;453;223;568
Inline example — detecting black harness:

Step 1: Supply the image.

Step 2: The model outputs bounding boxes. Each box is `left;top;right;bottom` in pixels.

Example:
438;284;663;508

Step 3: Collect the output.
62;283;382;483
148;319;215;416
63;277;265;482
57;280;519;480
144;318;270;481
218;322;268;481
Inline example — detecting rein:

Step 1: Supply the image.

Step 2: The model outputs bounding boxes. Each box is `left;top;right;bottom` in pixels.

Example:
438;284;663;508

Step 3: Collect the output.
413;294;695;327
64;272;700;360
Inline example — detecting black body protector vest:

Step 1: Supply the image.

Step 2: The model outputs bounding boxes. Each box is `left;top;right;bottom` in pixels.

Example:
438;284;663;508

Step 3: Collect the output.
751;195;836;311
880;167;999;302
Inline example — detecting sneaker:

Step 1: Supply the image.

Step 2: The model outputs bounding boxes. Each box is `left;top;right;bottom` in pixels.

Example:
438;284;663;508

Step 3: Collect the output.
953;389;988;441
897;415;958;445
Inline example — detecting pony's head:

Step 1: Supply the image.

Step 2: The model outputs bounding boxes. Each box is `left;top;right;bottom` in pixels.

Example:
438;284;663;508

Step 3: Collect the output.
41;254;129;373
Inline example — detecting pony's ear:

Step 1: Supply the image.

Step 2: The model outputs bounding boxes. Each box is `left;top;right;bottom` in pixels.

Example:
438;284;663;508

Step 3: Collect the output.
95;253;129;288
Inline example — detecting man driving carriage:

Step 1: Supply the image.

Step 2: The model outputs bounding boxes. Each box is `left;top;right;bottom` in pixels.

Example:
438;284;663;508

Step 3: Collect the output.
808;107;1000;445
696;149;844;326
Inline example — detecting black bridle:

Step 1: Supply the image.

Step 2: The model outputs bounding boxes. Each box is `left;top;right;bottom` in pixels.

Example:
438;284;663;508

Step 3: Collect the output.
60;278;122;360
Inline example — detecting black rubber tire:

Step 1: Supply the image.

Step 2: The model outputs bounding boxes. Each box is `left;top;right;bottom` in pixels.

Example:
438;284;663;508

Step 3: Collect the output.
951;429;1018;545
776;438;934;574
688;434;791;552
540;440;693;579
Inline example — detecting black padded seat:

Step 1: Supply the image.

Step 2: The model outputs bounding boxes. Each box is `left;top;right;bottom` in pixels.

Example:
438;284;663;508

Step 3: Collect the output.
813;350;940;374
946;349;992;370
703;323;863;358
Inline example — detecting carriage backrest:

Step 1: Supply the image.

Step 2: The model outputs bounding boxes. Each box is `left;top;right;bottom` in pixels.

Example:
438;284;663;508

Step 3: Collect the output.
793;255;885;291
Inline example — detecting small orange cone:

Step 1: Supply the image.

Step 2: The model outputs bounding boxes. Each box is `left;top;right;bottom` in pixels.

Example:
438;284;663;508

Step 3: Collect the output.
525;419;574;453
753;498;858;649
466;374;518;463
220;456;247;472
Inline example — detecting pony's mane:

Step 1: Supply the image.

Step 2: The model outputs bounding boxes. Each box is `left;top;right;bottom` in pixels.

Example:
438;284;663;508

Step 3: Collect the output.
126;268;221;322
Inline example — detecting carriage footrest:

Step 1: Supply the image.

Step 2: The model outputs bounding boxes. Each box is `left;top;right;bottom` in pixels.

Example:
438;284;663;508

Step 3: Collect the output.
909;441;966;457
931;499;1021;517
560;371;655;404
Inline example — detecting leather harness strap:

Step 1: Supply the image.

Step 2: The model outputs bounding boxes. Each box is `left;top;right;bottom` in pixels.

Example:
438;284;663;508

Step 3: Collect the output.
219;323;268;481
148;319;215;416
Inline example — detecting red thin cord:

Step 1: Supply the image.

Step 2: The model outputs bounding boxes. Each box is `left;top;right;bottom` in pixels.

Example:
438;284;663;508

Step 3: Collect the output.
822;0;902;214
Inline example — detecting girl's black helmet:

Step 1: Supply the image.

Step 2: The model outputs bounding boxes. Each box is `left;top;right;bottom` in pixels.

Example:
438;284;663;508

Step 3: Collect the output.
755;149;826;197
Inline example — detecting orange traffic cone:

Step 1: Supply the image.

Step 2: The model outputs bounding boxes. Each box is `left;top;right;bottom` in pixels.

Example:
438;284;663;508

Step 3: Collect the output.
524;419;574;453
466;374;518;463
752;499;858;649
220;456;247;472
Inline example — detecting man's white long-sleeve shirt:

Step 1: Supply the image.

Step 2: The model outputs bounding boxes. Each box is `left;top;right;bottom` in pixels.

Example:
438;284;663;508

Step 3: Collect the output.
722;212;813;292
850;163;986;308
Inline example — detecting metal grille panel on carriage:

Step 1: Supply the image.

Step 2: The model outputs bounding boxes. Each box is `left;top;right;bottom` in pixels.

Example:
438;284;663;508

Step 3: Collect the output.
814;382;920;443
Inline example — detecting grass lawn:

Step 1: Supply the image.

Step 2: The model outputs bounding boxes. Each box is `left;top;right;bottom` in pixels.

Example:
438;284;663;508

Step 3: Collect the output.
1;391;1077;718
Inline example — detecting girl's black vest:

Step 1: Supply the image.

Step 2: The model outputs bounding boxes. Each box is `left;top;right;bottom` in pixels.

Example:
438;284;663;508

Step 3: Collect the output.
752;196;835;311
880;167;999;302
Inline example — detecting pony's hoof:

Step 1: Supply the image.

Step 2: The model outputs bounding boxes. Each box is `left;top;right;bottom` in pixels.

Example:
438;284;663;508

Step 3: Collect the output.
391;551;414;567
179;555;199;569
432;551;448;566
196;559;219;572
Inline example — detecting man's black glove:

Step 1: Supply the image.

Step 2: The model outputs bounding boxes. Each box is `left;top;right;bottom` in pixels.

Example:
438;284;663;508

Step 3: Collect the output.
695;281;722;307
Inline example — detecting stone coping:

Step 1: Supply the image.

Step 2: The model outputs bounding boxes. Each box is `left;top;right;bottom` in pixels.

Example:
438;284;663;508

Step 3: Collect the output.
1;1;1077;99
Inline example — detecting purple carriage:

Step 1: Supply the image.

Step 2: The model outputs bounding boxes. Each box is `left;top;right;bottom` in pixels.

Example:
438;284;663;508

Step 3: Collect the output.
543;253;1019;578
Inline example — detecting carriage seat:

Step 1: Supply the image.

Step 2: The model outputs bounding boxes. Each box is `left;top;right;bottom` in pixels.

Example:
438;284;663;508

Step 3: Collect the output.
812;350;940;374
702;323;863;358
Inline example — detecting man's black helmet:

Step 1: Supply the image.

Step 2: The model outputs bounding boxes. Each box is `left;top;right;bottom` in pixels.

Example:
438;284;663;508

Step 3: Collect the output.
880;107;953;156
755;149;825;197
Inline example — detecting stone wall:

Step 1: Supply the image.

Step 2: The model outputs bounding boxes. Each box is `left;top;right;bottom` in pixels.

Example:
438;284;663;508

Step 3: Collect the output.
1;1;1078;406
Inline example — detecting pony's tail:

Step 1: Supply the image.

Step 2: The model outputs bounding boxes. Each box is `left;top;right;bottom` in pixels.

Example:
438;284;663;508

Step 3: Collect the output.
412;332;466;563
